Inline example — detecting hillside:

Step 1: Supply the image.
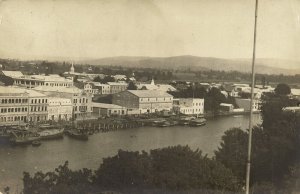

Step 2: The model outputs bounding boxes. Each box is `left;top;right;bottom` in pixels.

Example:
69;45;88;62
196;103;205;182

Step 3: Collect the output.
80;55;300;75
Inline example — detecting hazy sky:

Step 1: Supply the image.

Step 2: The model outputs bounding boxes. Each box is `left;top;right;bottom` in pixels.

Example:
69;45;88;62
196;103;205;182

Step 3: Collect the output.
0;0;299;61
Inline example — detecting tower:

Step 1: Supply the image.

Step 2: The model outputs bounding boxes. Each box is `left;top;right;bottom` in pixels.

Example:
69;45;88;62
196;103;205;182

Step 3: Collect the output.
150;78;155;85
70;62;75;74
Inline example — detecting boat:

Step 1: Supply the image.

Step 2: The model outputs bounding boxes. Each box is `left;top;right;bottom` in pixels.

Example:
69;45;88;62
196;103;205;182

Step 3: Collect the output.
66;129;88;141
189;118;207;127
157;121;171;127
178;117;195;125
10;134;41;145
32;140;41;147
38;128;64;140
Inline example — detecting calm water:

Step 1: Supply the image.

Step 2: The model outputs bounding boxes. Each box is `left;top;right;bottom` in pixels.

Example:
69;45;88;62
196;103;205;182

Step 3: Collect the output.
0;114;261;191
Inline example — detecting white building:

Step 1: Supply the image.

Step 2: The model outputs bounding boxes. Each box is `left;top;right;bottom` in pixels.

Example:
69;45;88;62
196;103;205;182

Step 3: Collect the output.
0;86;48;125
0;71;73;88
48;97;72;121
173;98;204;115
33;86;92;120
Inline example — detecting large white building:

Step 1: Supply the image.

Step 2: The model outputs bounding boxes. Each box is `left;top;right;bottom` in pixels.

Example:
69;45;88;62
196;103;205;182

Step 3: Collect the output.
107;82;128;94
173;98;204;115
48;97;73;121
0;86;48;125
33;86;92;120
112;90;173;114
0;71;73;88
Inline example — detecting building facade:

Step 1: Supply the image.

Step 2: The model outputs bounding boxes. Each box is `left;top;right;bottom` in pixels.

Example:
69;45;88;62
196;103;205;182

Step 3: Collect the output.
112;90;173;114
107;82;128;94
48;98;73;121
173;98;204;115
0;71;73;88
33;86;93;120
92;103;127;117
0;86;48;126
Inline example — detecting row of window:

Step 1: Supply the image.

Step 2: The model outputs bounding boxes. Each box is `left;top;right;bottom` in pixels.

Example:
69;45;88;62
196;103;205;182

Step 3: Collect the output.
15;80;72;87
31;99;48;104
73;98;88;104
0;107;28;113
0;116;27;122
30;106;47;112
1;98;28;104
140;97;172;102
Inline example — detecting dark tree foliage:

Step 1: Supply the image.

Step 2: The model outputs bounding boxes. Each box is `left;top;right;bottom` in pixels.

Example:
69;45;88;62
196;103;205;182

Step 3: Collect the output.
127;81;137;90
23;146;240;194
215;88;300;191
274;83;291;96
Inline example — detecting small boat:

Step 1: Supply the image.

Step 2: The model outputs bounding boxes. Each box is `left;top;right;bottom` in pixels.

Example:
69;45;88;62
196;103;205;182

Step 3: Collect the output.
179;117;195;125
32;140;41;147
157;121;171;127
67;130;88;141
189;118;207;127
11;135;41;145
38;128;64;140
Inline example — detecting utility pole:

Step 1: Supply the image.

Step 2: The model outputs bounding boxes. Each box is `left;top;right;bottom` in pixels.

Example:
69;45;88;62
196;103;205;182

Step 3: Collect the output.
246;0;258;194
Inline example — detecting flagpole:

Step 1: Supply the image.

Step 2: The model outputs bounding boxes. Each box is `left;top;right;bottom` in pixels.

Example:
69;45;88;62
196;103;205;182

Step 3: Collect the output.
245;0;258;194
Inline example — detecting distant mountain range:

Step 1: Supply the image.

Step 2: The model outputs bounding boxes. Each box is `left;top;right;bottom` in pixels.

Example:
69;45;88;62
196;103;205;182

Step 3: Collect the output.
79;55;300;75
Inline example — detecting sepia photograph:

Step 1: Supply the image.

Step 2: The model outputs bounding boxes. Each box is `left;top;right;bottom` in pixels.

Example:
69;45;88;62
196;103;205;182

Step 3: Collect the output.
0;0;300;193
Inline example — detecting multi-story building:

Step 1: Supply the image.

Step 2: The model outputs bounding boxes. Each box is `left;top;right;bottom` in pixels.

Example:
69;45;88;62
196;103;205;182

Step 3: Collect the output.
173;98;204;115
83;82;111;95
0;86;48;125
92;102;127;117
33;86;92;120
0;71;73;88
48;97;73;121
112;90;173;114
107;82;128;94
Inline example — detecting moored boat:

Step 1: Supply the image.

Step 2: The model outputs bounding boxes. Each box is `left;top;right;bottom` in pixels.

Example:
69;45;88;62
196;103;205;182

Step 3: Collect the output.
38;128;64;140
157;121;171;127
66;129;88;141
189;118;207;127
32;140;41;147
178;117;195;125
11;135;41;145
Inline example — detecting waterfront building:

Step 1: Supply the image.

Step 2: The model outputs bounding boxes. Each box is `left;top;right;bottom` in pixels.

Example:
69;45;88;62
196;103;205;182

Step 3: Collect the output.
173;98;204;115
107;82;128;94
112;90;173;114
0;71;73;88
220;103;234;112
235;98;261;112
92;102;127;117
33;86;92;120
0;86;48;125
48;97;72;121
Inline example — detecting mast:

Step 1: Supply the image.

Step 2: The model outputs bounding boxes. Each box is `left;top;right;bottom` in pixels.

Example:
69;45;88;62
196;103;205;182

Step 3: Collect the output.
245;0;258;194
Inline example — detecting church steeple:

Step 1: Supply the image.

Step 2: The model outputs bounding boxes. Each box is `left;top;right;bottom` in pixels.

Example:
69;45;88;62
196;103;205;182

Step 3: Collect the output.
150;77;155;85
70;62;75;74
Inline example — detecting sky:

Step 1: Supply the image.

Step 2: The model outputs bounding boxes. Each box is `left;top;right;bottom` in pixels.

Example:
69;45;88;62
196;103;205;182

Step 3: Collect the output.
0;0;300;62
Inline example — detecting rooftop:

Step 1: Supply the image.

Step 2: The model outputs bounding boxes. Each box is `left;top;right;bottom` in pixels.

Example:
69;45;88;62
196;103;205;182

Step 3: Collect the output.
0;86;46;97
33;86;83;94
1;70;24;78
127;90;173;98
92;102;125;109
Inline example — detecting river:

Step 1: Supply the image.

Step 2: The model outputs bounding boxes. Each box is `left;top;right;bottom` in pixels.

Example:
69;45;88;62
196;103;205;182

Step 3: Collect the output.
0;114;261;191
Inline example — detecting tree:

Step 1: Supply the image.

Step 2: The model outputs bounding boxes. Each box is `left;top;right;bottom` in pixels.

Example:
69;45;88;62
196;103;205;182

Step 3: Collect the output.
127;81;137;90
274;83;291;96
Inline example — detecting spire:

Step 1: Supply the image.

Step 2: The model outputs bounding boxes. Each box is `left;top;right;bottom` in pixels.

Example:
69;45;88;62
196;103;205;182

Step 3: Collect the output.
150;77;155;85
70;62;75;74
